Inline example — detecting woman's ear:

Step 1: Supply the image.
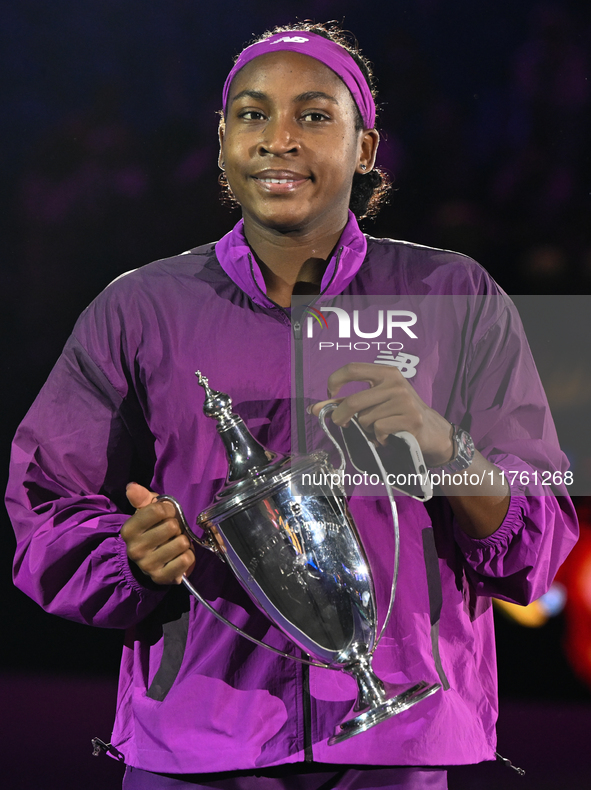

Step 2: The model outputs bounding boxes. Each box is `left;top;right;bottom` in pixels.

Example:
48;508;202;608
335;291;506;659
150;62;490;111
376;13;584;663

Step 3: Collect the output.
358;129;380;173
218;117;226;170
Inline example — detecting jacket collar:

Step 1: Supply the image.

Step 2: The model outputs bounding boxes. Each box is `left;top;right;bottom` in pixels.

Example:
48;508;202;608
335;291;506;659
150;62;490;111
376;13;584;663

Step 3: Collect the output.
214;211;367;308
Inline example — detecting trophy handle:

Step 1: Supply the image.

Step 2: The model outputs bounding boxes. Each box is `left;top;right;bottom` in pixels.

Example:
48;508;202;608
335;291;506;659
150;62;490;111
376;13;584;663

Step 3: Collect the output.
157;495;218;554
317;402;347;474
343;423;400;651
156;495;329;669
312;411;401;653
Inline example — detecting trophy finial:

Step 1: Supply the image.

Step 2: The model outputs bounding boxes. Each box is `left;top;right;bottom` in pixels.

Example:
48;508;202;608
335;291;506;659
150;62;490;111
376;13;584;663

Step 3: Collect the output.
195;370;209;390
194;370;277;481
195;370;233;423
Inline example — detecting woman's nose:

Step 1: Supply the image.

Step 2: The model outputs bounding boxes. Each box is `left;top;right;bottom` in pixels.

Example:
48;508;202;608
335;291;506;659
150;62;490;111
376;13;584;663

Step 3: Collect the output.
257;115;300;156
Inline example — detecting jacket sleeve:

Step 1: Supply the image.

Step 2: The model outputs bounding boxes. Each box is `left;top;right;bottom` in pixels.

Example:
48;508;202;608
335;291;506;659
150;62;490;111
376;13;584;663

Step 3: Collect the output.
6;303;168;628
450;294;579;604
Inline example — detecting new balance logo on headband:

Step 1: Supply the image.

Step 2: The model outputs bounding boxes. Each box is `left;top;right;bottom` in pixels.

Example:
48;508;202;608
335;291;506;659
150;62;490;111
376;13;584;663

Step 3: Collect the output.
222;31;376;128
269;36;309;44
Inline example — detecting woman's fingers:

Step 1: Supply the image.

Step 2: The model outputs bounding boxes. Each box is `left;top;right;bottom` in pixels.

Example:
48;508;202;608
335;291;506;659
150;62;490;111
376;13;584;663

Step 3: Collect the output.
309;397;344;417
317;364;415;432
121;484;195;585
313;362;453;463
137;534;194;584
326;361;394;398
126;481;159;509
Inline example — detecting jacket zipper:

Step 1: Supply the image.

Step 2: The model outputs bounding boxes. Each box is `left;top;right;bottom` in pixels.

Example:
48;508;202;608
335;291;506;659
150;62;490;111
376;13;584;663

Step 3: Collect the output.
292;318;308;456
291;245;344;457
292;315;313;761
495;752;525;776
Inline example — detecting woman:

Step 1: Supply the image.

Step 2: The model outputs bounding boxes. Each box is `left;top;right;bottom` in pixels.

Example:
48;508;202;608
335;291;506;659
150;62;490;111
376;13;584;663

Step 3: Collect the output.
7;23;577;790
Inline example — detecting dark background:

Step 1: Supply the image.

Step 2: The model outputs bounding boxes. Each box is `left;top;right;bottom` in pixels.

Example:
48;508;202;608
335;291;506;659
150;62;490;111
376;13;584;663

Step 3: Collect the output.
2;1;591;787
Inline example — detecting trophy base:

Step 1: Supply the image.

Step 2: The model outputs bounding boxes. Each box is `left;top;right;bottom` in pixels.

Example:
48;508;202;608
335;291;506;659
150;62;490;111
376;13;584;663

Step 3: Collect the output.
328;680;441;745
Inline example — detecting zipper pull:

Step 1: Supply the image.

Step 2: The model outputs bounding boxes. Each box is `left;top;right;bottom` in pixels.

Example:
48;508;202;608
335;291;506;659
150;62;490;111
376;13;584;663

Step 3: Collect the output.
495;751;525;776
293;320;301;339
91;737;124;760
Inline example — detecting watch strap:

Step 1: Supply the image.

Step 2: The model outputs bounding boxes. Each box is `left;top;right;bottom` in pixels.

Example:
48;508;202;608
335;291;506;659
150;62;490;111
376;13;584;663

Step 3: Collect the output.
429;424;475;473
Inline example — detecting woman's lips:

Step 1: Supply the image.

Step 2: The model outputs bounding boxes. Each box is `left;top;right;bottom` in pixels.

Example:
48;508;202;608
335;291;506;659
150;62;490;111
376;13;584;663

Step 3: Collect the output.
252;171;310;193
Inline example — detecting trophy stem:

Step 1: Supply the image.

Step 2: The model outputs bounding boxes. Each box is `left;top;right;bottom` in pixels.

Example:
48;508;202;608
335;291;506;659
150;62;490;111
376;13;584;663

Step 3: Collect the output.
328;651;441;746
348;651;388;712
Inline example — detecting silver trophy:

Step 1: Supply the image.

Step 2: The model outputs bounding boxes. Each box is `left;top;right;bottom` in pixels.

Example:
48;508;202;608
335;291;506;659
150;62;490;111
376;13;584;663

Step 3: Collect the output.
163;372;440;744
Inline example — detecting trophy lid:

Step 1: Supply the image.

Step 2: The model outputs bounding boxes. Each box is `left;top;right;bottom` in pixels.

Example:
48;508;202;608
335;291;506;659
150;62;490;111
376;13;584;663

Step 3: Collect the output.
196;370;286;485
195;371;329;525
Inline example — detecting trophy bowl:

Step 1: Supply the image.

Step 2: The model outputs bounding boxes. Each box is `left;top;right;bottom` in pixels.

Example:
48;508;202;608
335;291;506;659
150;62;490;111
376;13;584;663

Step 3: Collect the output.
165;372;440;744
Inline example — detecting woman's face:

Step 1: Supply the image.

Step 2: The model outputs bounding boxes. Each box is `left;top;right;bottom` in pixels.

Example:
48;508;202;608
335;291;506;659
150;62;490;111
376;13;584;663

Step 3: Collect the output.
220;51;378;236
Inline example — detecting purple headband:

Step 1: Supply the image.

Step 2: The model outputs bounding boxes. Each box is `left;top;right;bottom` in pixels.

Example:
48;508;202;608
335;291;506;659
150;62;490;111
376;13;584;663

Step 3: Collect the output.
222;31;376;129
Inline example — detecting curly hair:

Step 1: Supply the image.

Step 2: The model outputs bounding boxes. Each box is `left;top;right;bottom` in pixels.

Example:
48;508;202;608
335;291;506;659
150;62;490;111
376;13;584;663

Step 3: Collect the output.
219;21;391;220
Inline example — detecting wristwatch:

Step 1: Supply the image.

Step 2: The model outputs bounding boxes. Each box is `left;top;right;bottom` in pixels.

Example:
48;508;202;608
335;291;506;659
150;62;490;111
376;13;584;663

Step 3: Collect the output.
430;424;475;473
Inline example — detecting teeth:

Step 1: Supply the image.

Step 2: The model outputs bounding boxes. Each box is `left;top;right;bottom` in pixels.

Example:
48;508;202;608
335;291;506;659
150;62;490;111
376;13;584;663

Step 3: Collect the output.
260;178;293;184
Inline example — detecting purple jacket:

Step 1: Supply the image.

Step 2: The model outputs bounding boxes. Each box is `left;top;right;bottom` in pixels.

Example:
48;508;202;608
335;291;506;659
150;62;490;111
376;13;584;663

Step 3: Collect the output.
7;213;577;773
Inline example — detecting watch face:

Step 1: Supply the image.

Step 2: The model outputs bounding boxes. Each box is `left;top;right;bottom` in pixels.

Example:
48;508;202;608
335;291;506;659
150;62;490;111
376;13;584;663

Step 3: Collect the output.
447;427;475;472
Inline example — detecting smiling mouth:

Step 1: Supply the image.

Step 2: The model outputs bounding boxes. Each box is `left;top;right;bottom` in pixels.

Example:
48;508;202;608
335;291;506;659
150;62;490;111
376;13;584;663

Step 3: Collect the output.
252;172;310;192
257;177;301;184
252;169;310;192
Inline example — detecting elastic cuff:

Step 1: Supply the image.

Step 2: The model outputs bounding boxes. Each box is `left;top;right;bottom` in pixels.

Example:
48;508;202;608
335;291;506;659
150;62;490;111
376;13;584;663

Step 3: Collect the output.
116;534;170;596
453;495;527;552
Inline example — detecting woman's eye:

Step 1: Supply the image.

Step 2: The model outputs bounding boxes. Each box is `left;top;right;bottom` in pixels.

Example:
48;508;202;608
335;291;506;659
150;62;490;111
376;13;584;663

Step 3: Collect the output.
240;110;266;121
302;112;329;122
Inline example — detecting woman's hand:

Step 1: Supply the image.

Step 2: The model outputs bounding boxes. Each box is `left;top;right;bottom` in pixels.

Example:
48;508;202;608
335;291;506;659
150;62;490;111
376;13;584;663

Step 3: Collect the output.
121;483;196;585
311;362;454;466
311;362;509;538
